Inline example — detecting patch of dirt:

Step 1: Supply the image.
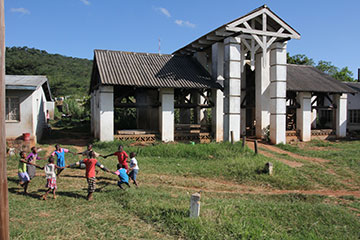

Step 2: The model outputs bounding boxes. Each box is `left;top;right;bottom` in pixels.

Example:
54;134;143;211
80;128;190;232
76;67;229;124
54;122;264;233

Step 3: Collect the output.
247;140;329;164
142;173;360;198
257;149;303;168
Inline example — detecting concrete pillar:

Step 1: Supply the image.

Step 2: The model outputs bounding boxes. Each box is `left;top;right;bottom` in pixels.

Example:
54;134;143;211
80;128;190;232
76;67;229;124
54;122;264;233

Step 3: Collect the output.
296;92;312;141
159;88;174;142
255;49;270;138
98;86;114;141
335;93;347;137
269;42;287;144
223;37;241;142
93;89;99;139
211;42;224;142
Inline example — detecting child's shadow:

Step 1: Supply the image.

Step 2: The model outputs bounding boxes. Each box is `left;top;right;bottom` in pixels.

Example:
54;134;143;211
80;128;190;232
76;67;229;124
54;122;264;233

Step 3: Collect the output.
8;187;42;199
56;191;87;199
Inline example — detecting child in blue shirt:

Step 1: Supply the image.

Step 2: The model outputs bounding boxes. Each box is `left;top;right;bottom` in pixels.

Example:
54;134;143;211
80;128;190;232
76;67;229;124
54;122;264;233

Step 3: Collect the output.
113;164;130;190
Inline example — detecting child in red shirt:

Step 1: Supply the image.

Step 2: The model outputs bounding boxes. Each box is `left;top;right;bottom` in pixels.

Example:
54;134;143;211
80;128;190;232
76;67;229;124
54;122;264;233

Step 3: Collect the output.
103;145;129;171
66;151;110;200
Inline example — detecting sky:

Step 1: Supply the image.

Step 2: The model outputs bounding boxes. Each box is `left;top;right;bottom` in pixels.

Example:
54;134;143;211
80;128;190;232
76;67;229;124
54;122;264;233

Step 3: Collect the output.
5;0;360;78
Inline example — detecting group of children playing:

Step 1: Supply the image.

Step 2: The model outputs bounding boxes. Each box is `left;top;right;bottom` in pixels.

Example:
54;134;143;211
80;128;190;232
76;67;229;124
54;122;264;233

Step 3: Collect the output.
17;144;139;201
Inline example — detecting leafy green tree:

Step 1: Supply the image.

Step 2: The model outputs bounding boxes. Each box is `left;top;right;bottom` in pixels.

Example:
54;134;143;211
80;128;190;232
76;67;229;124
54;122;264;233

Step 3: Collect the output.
287;53;315;66
5;46;93;97
287;52;354;82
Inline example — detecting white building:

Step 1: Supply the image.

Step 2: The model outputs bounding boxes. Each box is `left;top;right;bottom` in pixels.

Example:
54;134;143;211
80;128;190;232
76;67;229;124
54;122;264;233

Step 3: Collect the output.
344;81;360;132
90;5;353;143
5;75;54;144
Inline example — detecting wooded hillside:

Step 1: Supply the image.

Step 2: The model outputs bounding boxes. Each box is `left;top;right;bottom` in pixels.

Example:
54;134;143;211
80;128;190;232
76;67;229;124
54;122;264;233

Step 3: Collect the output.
5;46;93;97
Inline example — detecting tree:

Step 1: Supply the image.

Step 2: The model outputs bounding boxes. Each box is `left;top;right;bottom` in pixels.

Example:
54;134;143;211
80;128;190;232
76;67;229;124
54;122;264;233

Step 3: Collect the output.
287;53;315;66
287;52;354;82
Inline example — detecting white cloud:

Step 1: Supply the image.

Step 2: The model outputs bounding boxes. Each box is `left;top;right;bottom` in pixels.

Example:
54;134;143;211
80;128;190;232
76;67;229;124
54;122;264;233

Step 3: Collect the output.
80;0;90;5
157;7;171;18
175;19;196;28
11;8;30;15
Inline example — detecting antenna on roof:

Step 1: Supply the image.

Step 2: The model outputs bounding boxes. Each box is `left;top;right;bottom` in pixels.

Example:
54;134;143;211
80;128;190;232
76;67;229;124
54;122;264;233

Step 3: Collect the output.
158;38;161;55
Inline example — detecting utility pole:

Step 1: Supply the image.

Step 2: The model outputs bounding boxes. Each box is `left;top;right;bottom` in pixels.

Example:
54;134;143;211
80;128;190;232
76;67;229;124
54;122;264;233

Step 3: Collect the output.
0;0;9;238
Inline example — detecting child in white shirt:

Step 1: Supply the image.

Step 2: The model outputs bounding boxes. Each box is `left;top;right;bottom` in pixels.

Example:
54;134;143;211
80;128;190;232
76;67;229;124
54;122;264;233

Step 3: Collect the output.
129;152;139;187
42;156;63;200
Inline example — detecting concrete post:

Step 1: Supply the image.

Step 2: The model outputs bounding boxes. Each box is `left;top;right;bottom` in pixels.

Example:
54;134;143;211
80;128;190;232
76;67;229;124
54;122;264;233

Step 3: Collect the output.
296;92;312;141
159;88;174;142
211;42;224;142
255;50;270;138
335;93;347;137
224;37;241;142
98;86;114;141
189;192;201;218
269;42;287;144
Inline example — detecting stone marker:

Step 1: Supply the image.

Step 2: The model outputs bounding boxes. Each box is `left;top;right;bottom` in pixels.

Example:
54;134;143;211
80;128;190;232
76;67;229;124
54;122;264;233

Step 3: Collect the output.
265;162;273;175
189;192;201;218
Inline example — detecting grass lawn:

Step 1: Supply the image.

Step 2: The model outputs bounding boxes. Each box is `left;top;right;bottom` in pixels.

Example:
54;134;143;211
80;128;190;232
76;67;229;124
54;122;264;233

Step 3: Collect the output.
6;135;360;239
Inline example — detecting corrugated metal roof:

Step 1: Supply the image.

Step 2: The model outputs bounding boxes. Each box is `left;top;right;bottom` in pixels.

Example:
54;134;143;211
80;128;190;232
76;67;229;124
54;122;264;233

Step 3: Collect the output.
344;82;360;93
5;75;53;101
287;65;356;94
93;50;221;89
5;75;47;87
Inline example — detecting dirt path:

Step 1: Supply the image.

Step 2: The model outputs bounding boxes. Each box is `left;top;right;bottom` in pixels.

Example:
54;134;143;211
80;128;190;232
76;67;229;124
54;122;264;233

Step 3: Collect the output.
248;140;329;164
143;173;360;198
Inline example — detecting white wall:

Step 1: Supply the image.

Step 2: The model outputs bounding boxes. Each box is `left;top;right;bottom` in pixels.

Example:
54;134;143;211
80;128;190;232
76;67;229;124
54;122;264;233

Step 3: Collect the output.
6;86;48;142
347;92;360;131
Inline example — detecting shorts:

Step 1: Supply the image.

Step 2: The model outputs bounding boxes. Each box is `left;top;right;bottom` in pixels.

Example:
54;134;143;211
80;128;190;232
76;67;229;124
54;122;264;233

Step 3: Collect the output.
46;178;57;190
87;177;96;193
129;169;138;181
57;159;65;168
18;172;30;182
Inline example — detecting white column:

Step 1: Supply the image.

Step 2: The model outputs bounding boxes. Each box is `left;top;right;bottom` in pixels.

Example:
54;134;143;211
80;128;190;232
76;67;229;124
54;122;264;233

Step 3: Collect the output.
335;93;347;137
211;42;224;142
255;50;270;138
224;37;241;142
269;42;287;144
98;86;114;141
159;88;174;142
296;92;312;141
94;89;99;139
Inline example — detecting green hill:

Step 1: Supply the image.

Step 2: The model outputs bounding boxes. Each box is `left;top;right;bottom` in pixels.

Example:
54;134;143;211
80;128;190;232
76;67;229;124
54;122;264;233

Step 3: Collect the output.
5;46;93;97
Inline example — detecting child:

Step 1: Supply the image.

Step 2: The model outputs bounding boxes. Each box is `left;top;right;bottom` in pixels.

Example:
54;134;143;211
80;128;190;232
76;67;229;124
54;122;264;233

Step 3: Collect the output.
26;146;43;179
113;164;130;190
66;151;110;200
18;151;42;194
103;145;129;171
128;152;139;187
42;156;63;200
51;144;75;176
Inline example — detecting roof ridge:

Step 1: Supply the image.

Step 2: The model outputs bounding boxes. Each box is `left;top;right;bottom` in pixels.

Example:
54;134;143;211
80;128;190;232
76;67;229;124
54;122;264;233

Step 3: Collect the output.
94;49;174;57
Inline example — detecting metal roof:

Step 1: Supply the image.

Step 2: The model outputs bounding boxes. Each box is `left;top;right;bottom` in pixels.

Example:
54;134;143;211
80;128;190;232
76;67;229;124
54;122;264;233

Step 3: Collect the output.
343;82;360;93
92;49;221;90
173;5;300;55
287;65;356;94
5;75;54;101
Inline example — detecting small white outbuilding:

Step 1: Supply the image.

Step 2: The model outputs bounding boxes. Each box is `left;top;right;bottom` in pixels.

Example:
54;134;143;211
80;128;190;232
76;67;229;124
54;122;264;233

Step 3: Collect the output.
5;75;54;144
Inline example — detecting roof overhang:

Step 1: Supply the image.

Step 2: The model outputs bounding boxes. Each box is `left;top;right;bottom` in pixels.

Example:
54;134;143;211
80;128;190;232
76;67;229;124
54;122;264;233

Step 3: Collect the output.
173;5;300;55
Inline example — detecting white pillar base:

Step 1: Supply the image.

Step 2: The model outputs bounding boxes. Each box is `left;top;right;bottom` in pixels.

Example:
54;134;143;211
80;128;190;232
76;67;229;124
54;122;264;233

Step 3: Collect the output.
335;93;347;137
159;88;174;142
296;92;312;142
98;86;114;142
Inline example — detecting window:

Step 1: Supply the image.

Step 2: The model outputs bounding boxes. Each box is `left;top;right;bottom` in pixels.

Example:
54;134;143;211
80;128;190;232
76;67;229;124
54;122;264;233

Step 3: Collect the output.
6;97;20;121
349;110;360;124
